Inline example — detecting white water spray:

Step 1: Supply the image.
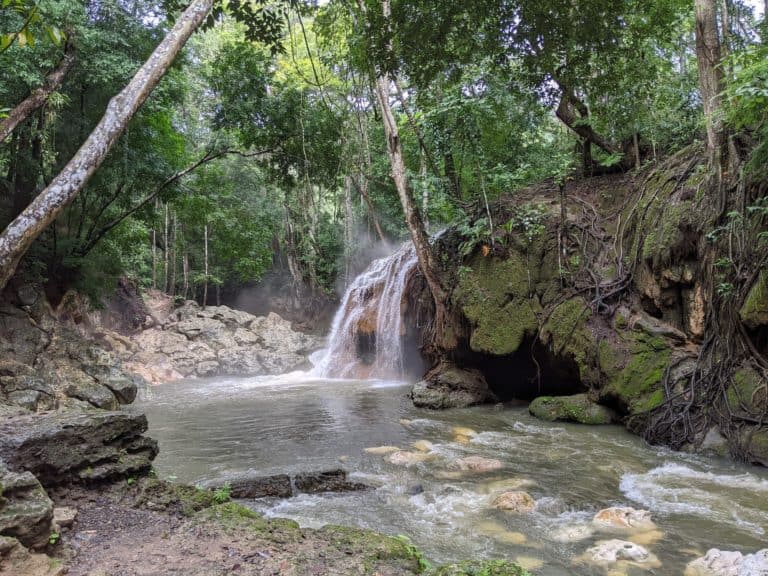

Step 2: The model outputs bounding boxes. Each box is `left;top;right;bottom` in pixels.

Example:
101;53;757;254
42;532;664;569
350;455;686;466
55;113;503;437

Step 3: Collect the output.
316;242;418;379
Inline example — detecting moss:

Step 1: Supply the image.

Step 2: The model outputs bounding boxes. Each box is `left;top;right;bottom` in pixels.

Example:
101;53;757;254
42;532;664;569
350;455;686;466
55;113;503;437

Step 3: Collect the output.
429;559;531;576
317;525;424;567
541;298;597;383
529;394;614;425
456;254;538;355
135;478;218;516
727;367;767;415
740;270;768;329
743;427;768;466
614;313;628;329
603;331;671;414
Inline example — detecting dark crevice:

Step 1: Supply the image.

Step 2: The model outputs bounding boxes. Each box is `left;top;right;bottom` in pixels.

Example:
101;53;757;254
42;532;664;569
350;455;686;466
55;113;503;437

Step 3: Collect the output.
452;337;585;401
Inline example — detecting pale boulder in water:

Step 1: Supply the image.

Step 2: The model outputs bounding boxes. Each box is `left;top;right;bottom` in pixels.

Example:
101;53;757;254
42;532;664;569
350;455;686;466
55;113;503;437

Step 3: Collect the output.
412;440;434;453
549;524;595;543
364;445;401;455
491;491;536;513
685;548;768;576
454;455;503;472
592;507;657;533
387;451;432;466
581;539;660;568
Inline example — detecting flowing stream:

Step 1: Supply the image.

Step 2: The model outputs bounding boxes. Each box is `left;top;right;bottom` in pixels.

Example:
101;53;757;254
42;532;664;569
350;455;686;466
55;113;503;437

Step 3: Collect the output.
133;246;768;574
133;374;768;575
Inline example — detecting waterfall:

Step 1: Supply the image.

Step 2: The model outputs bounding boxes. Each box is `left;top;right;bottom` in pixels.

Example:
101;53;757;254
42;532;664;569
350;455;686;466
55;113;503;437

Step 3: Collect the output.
316;242;418;379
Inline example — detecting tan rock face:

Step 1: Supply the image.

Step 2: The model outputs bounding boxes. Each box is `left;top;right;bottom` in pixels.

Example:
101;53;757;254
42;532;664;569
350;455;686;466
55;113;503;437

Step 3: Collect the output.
685;548;768;576
581;539;660;567
490;491;535;513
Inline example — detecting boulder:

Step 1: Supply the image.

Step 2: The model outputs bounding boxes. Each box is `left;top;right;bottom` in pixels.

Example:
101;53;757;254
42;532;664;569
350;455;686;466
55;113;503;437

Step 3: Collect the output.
52;507;77;530
592;507;657;533
490;491;535;513
582;539;660;567
0;462;53;549
529;394;616;425
685;548;768;576
217;347;263;376
293;470;368;494
387;451;432;466
0;411;158;488
412;363;495;409
207;469;368;499
454;456;503;473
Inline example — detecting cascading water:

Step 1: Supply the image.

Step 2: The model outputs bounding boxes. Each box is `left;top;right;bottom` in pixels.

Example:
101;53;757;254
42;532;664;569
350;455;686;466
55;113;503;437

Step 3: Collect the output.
316;242;418;379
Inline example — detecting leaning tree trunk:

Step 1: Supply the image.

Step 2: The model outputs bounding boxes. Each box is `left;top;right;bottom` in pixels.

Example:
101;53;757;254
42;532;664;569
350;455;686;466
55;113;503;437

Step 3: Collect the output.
359;0;457;350
0;0;214;292
694;0;727;176
0;38;75;145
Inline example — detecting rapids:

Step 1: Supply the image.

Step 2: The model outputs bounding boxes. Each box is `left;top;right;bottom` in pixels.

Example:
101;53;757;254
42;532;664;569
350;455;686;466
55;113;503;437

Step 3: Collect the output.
133;374;768;575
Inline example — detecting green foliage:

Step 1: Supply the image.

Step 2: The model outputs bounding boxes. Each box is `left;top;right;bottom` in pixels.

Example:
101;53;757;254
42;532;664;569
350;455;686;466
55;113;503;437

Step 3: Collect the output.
394;535;432;572
212;483;232;504
503;203;547;245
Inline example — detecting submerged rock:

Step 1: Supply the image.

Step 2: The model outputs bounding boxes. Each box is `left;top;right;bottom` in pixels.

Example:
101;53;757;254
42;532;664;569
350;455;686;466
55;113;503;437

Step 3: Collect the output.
293;469;368;494
364;445;401;455
411;362;495;409
454;456;503;472
431;559;531;575
387;451;432;466
685;548;768;576
549;524;595;543
491;491;536;513
529;394;616;425
592;507;657;533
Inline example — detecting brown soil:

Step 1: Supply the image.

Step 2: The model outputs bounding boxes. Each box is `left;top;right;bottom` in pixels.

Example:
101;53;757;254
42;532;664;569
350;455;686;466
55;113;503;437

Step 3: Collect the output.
43;481;422;576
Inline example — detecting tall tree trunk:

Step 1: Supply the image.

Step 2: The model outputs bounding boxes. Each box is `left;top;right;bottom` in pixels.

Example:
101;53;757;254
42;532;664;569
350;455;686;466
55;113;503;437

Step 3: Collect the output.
358;0;456;350
163;203;169;293
203;223;208;308
0;38;75;145
0;0;214;292
343;174;355;287
694;0;727;175
169;210;177;297
555;83;621;161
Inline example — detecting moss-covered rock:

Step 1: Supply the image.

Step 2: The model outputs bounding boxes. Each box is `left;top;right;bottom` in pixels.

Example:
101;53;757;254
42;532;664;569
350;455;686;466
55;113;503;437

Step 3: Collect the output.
412;363;494;409
740;426;768;467
455;255;539;355
726;366;767;415
429;559;531;576
540;298;598;384
740;270;768;329
529;394;615;424
601;331;671;415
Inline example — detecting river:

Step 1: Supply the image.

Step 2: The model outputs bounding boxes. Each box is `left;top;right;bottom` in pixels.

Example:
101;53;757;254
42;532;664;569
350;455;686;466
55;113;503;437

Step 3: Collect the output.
133;372;768;575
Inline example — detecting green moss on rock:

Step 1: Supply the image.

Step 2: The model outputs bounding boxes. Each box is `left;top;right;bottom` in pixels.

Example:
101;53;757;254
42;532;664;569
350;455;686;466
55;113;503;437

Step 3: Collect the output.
456;255;538;355
529;394;615;425
602;331;671;414
740;270;768;329
727;367;767;415
429;559;531;576
541;298;597;383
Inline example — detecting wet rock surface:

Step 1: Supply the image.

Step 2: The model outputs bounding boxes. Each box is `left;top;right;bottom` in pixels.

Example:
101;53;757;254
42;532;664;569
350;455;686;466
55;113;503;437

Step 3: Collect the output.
205;469;368;499
685;548;768;576
412;362;495;409
528;393;616;425
0;461;54;549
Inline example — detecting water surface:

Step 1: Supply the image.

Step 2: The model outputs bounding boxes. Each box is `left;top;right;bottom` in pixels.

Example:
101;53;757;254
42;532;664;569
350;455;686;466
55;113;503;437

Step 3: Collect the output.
133;374;768;575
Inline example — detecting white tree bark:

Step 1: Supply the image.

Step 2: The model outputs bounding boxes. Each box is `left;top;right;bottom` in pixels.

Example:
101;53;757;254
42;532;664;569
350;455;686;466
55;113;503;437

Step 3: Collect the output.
0;0;214;291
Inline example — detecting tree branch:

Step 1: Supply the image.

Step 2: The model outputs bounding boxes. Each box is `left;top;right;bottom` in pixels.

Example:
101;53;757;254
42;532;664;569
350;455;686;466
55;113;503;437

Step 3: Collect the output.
0;36;75;144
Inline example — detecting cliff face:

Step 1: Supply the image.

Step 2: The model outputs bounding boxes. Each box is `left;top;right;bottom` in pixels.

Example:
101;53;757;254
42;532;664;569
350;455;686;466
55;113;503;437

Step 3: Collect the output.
411;148;768;466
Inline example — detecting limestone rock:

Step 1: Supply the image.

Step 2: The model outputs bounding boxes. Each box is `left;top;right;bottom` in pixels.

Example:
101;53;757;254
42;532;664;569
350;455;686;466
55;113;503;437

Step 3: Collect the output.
364;446;401;455
454;456;503;472
0;411;158;488
490;491;535;513
387;451;431;466
0;462;53;549
217;347;262;375
293;470;368;494
412;440;434;453
52;507;77;530
685;548;768;576
592;507;657;533
583;539;660;567
206;469;367;499
412;363;494;409
529;394;615;425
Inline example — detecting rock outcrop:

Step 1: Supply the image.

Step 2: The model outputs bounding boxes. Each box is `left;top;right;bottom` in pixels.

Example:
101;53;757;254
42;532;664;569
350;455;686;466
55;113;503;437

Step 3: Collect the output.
0;290;140;413
125;301;322;383
685;548;768;576
412;362;495;409
0;461;54;549
0;411;157;487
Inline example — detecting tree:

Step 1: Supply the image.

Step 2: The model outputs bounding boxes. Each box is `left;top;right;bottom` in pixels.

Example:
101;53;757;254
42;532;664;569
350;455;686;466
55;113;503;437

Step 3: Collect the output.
694;0;728;174
357;0;456;349
0;0;215;291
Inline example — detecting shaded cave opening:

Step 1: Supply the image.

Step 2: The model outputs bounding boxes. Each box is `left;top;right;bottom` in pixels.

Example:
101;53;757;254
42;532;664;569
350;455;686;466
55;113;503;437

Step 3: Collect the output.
453;337;586;402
